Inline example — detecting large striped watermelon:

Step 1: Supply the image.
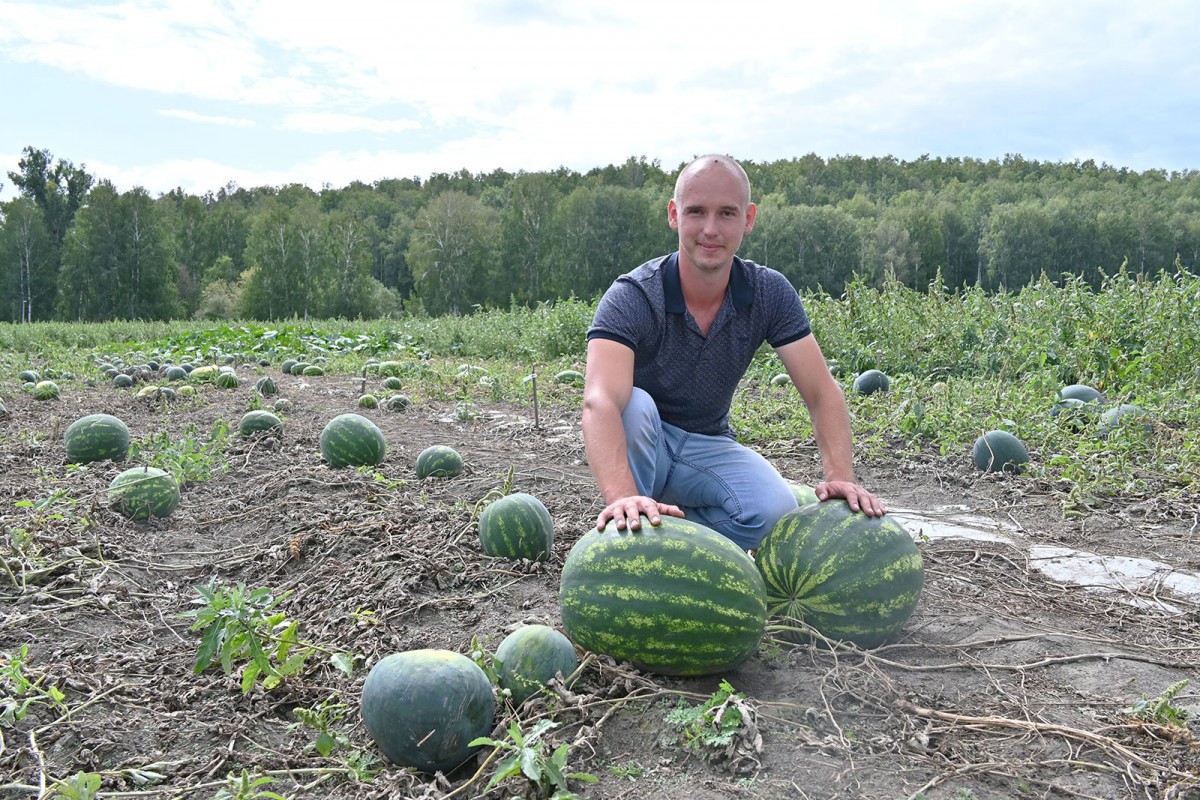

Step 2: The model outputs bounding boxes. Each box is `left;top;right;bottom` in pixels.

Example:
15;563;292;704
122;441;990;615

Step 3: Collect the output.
360;649;494;774
64;413;131;464
477;492;553;561
320;413;386;468
108;467;181;520
757;501;923;648
560;516;767;676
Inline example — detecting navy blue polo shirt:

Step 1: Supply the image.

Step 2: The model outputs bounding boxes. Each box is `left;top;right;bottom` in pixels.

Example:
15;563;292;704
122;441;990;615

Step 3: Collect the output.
588;252;811;437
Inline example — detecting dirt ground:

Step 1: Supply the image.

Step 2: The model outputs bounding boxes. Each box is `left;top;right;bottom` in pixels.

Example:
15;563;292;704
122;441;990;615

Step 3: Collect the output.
1;367;1198;800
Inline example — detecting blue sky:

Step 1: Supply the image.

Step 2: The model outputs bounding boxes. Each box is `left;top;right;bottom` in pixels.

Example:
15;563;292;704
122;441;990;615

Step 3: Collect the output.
1;0;1197;202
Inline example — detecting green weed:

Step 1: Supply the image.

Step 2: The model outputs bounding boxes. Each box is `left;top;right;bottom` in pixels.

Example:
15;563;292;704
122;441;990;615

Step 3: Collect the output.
470;718;598;799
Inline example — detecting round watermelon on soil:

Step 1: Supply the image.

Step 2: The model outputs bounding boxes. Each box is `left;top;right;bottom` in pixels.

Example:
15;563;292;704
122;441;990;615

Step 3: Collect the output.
238;410;283;438
560;516;767;676
64;413;130;464
757;500;924;648
360;649;494;774
495;624;578;705
415;445;463;479
108;467;180;520
972;430;1028;473
478;492;553;561
320;413;386;468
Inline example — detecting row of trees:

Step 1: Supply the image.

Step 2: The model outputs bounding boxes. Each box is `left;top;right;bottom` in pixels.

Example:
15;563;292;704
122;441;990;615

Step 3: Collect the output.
2;146;1198;323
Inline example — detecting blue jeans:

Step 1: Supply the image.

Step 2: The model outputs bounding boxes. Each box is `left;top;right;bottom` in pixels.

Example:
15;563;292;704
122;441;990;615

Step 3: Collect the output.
622;388;798;550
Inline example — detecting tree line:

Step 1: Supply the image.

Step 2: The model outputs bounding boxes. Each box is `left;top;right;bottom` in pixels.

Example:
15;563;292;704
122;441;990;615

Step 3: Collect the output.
2;145;1198;324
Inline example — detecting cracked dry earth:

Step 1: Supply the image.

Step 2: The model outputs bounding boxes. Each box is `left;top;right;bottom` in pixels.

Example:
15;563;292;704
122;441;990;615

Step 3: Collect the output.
1;368;1198;800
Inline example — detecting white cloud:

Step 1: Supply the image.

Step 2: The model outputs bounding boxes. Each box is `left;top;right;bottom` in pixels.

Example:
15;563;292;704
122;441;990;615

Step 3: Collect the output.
2;0;1197;202
159;109;257;128
283;113;420;135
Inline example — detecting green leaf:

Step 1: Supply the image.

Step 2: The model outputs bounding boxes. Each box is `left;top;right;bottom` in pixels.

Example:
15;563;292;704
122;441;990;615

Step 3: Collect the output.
330;652;355;676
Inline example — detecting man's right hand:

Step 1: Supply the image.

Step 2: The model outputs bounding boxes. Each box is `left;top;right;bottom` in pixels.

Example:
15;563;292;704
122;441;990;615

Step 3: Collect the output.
595;496;685;532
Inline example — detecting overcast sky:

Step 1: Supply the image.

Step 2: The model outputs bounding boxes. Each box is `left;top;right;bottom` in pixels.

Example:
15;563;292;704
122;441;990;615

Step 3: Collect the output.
1;0;1197;202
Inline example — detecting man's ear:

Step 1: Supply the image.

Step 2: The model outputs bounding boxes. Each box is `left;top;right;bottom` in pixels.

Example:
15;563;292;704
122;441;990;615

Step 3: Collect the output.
667;198;679;230
744;202;757;233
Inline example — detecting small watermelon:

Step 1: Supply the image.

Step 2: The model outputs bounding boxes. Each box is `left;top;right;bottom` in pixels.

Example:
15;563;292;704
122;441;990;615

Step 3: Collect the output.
415;445;463;479
108;467;181;520
216;372;239;389
381;376;403;391
1060;384;1103;404
19;369;40;383
560;515;767;676
238;410;283;438
360;649;494;774
163;365;188;382
494;625;578;705
384;395;410;412
758;500;924;648
320;413;386;467
64;413;131;464
770;373;792;387
554;369;584;385
357;394;379;409
478;492;553;561
852;369;890;395
33;380;60;401
972;430;1028;473
1098;403;1152;435
254;376;278;396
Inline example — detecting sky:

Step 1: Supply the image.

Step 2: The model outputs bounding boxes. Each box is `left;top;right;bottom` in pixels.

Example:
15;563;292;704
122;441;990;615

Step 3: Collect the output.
1;0;1198;202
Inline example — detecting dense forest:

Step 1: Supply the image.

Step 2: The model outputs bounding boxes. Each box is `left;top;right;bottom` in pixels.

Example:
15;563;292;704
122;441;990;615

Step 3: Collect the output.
1;145;1198;323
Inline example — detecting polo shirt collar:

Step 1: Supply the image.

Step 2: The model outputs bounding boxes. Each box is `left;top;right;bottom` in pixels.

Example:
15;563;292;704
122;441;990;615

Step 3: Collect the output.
663;252;755;313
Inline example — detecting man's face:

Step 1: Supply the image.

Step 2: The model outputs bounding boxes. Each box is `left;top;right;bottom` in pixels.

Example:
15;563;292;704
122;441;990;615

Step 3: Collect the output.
668;163;757;275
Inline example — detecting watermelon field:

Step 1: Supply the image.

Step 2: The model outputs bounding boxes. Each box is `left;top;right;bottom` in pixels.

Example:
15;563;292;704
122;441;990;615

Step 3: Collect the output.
1;272;1199;800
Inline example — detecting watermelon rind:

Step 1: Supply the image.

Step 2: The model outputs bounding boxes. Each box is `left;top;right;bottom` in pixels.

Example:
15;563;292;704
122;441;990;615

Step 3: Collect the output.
320;413;386;468
786;481;820;507
238;410;283;438
478;492;554;561
64;413;131;464
559;515;767;676
972;430;1028;473
415;445;463;479
108;467;181;520
852;369;890;395
758;500;924;648
1060;383;1103;404
33;380;60;401
360;649;494;774
495;624;578;705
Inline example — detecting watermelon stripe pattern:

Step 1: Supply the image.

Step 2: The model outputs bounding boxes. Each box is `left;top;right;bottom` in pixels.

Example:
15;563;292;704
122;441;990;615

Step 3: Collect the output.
415;445;463;479
478;492;553;561
108;467;181;520
320;413;386;468
560;516;767;676
757;501;923;648
64;413;131;464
